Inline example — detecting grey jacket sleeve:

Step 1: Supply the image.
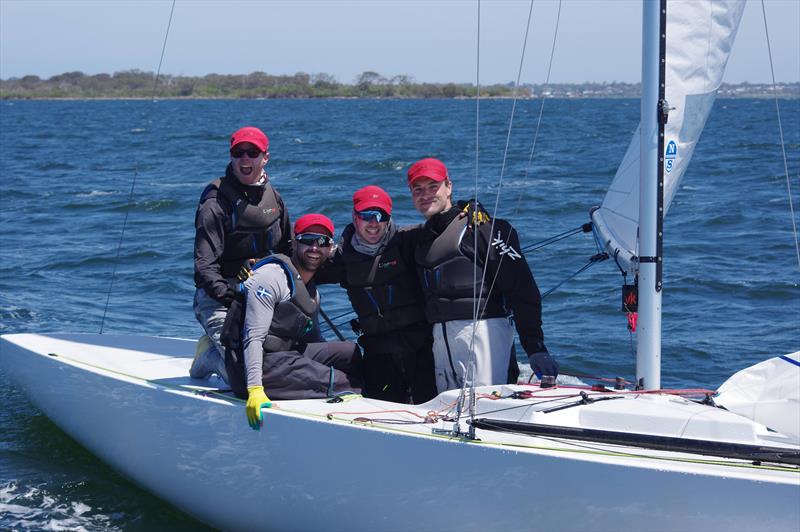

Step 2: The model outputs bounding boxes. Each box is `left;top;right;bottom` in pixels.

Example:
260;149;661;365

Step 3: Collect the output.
241;264;291;388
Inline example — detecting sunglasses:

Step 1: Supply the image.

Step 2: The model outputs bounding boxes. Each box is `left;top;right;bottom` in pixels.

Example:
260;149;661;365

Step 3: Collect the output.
295;233;334;248
355;210;390;223
230;147;263;159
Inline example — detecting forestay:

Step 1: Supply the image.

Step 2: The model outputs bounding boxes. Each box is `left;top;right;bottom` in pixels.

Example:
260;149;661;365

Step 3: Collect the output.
591;0;746;272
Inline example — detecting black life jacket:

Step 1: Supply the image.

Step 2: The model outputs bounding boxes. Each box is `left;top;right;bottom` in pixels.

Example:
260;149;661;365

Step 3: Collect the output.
415;215;507;323
221;253;320;399
339;225;426;335
200;175;284;279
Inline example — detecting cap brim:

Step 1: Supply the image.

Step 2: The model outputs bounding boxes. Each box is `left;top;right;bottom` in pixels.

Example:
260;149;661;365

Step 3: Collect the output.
408;174;447;186
355;202;391;214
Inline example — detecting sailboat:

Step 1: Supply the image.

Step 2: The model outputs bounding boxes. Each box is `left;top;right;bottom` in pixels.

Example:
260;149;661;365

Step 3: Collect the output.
1;1;798;530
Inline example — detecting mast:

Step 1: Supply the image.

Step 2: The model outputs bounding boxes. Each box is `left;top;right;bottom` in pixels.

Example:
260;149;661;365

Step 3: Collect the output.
636;0;666;390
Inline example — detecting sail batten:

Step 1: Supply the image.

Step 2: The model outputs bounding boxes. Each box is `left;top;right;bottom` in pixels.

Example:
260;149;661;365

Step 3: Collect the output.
592;0;746;273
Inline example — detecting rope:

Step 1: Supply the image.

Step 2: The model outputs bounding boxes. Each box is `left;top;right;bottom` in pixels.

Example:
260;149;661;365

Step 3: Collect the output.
99;0;177;333
760;0;800;270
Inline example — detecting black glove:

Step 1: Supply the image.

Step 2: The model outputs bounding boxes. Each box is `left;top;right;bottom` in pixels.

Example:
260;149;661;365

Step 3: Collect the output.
218;282;244;308
219;287;238;308
529;351;559;379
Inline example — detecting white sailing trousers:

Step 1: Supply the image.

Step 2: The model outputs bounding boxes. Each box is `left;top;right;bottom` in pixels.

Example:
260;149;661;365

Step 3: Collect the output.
431;317;514;393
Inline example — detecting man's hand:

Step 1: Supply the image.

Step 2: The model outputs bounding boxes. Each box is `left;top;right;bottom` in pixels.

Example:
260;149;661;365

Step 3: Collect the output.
219;287;238;308
246;386;272;430
529;351;559;379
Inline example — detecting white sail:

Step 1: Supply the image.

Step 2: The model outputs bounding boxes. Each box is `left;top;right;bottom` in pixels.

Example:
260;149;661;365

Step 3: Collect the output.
591;0;746;272
715;352;800;443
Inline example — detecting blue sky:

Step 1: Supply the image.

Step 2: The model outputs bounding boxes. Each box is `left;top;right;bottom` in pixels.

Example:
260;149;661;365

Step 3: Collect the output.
1;0;798;84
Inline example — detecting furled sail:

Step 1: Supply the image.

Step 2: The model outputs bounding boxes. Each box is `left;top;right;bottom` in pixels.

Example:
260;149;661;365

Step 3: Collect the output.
715;351;800;444
591;0;746;273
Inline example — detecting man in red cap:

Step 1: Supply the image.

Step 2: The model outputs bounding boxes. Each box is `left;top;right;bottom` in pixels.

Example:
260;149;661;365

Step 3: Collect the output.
223;213;363;430
191;126;292;383
407;157;558;392
315;185;436;404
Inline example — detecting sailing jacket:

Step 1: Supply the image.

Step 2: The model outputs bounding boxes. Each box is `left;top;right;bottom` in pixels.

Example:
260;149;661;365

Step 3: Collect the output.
193;164;292;305
316;223;427;336
415;203;548;356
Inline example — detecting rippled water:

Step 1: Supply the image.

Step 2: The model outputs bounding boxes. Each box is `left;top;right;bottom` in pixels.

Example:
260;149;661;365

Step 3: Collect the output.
1;98;798;529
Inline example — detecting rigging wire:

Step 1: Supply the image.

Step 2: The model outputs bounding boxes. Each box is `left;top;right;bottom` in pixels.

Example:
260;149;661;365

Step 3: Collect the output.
474;0;564;324
760;0;800;270
540;253;608;299
456;0;538;440
453;0;484;439
513;0;564;216
99;0;177;333
472;0;537;313
521;222;591;253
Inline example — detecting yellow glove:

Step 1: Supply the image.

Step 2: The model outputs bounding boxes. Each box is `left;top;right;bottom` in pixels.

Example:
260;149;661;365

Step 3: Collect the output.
461;202;490;226
246;386;271;430
236;258;256;283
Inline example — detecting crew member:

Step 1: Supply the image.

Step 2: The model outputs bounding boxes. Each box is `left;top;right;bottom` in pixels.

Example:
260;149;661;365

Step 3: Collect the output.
316;186;436;404
407;157;558;392
192;126;292;382
226;213;363;430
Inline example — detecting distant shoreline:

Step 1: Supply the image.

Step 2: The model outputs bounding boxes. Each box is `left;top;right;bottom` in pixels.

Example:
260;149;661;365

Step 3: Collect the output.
2;93;797;101
1;70;797;100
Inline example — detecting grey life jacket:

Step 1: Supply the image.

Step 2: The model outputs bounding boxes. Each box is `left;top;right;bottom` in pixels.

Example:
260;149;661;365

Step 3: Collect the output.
415;216;507;323
203;176;284;279
253;254;320;353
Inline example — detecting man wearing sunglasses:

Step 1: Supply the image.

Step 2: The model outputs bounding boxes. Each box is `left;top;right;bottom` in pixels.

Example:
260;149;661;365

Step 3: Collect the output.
408;157;559;393
224;213;363;430
315;186;436;404
192;126;292;383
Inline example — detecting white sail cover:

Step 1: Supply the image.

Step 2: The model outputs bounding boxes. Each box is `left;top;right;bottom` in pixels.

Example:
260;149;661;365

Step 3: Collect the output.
591;0;746;272
715;352;800;443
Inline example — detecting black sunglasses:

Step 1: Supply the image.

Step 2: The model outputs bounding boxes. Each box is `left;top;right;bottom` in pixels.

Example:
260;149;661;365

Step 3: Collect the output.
230;147;263;159
295;233;334;248
355;210;389;223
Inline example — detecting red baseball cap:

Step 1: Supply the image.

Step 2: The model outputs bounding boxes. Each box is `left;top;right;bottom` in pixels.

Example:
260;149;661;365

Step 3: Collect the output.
352;185;392;215
294;213;334;237
231;126;269;153
407;158;449;186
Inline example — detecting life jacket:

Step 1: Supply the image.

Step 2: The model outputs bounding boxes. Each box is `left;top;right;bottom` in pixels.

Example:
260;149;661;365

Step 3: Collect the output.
255;254;320;353
339;225;426;335
415;215;507;323
200;176;284;279
221;253;319;399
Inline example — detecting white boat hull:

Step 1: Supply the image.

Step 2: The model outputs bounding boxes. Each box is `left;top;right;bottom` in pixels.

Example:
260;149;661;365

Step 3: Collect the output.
1;333;798;531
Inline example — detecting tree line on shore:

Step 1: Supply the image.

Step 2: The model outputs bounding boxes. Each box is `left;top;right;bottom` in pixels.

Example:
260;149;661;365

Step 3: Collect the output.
0;70;521;99
1;70;796;99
